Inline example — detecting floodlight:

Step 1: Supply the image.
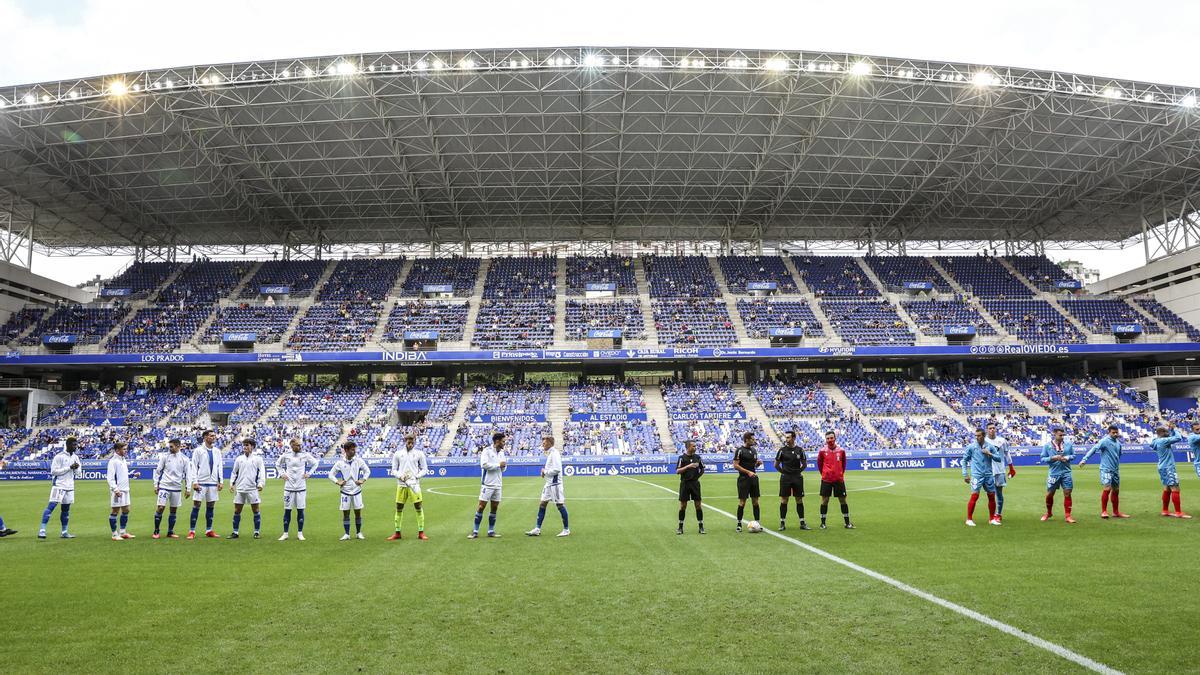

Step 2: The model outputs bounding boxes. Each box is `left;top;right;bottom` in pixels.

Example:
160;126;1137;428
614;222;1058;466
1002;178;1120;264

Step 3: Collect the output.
850;61;871;76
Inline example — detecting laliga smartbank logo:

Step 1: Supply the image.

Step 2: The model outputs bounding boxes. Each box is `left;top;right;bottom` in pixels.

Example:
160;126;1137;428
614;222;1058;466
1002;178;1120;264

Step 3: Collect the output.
564;464;669;477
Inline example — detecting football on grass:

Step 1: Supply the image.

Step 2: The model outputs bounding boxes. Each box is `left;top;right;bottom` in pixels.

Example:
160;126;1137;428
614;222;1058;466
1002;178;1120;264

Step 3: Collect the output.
747;521;763;533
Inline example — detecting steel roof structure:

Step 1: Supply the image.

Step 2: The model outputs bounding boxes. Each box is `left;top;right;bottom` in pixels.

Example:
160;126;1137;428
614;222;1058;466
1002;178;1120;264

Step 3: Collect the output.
1;46;1199;260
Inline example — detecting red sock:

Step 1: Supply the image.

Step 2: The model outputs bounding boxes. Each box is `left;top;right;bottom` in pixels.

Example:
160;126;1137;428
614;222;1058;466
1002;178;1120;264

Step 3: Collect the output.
1162;490;1171;511
967;493;979;519
1100;488;1110;512
1111;491;1120;513
1045;494;1054;514
987;492;996;518
1172;491;1182;513
1064;495;1072;515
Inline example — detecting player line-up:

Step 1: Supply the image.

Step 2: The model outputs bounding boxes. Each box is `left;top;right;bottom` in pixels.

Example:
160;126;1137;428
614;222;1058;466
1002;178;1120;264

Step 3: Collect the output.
6;429;570;541
960;420;1200;526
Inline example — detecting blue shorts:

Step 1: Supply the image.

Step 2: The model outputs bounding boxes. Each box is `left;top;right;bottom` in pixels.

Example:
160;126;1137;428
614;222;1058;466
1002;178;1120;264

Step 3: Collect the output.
970;474;996;493
1159;467;1179;487
1046;473;1073;492
1099;469;1120;488
992;472;1007;488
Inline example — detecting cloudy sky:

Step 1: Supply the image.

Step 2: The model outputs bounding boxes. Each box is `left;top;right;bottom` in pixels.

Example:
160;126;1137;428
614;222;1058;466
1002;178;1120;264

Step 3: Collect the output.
2;0;1196;285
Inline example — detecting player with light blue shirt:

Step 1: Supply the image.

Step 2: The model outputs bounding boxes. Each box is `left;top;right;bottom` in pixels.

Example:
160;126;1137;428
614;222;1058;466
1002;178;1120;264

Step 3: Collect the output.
1189;422;1200;481
985;423;1014;521
962;428;999;527
1149;422;1189;518
1040;428;1075;523
1078;425;1129;518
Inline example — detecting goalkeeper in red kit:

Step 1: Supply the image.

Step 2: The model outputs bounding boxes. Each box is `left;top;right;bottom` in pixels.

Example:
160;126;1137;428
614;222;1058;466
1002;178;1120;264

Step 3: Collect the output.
816;431;854;529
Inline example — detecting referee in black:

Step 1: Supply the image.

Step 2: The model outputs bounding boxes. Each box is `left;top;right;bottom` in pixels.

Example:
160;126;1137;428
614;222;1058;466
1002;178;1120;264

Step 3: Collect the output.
775;430;809;531
675;439;705;535
733;431;763;532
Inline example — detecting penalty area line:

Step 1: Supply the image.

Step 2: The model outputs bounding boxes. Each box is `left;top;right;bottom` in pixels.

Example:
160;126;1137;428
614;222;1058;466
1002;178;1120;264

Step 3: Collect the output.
620;475;1121;675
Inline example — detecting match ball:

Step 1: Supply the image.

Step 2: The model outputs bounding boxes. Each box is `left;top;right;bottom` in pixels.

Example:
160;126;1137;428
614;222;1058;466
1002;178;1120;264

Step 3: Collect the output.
747;521;763;533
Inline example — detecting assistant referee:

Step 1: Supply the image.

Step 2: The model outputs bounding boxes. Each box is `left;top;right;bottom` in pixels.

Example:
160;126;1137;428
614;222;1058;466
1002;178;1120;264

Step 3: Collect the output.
775;430;809;531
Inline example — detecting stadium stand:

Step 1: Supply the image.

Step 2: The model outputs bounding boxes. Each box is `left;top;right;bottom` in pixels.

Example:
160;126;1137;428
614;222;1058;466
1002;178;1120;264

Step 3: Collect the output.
981;299;1086;343
568;382;647;414
318;258;406;302
935;255;1032;298
383;301;469;342
239;259;327;299
482;257;557;299
660;380;769;452
793;256;878;297
20;305;129;346
922;378;1024;414
238;423;343;459
399;257;481;297
871;415;970;449
563;421;661;455
564;300;646;341
1008;376;1104;413
168;385;283;425
737;299;824;339
367;385;463;423
717;256;798;293
864;256;949;292
272;386;372;422
1060;298;1162;334
473;300;555;348
346;422;448;457
566;255;637;295
288;301;384;351
101;261;181;299
158;261;250;305
652;299;736;346
1;306;47;342
643;255;720;298
106;305;211;353
0;427;32;458
1133;298;1200;340
838;378;934;415
903;300;997;336
563;382;659;455
820;299;916;345
464;383;550;418
201;305;299;344
770;416;876;451
1004;256;1075;290
750;378;841;417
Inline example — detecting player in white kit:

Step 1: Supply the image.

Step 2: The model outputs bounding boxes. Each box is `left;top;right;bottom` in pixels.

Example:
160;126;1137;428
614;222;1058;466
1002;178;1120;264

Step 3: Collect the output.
469;432;507;539
152;438;193;539
330;441;369;540
39;436;82;539
387;435;429;541
526;434;570;538
228;438;266;539
276;437;319;541
188;429;225;540
106;442;135;540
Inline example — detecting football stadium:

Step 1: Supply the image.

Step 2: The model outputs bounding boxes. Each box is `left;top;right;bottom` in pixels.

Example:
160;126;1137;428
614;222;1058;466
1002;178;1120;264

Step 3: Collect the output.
2;42;1200;673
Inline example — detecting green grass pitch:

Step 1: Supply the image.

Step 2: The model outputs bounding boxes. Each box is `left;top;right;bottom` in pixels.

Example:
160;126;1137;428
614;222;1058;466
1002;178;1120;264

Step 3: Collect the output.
1;465;1198;673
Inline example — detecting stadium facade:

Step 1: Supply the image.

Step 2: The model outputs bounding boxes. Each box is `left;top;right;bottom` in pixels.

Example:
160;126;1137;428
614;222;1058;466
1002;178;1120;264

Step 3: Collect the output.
1;47;1199;468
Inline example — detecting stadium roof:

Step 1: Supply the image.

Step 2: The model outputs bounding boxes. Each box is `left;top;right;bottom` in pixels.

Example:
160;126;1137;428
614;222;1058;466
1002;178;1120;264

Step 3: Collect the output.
1;46;1199;254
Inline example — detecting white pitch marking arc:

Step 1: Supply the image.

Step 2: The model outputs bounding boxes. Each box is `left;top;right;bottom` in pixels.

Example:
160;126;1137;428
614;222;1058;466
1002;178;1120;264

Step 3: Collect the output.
621;475;1122;675
425;477;896;500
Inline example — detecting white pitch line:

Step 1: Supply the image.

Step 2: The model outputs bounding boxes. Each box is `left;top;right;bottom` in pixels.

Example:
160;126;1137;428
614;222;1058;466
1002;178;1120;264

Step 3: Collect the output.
621;475;1122;675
